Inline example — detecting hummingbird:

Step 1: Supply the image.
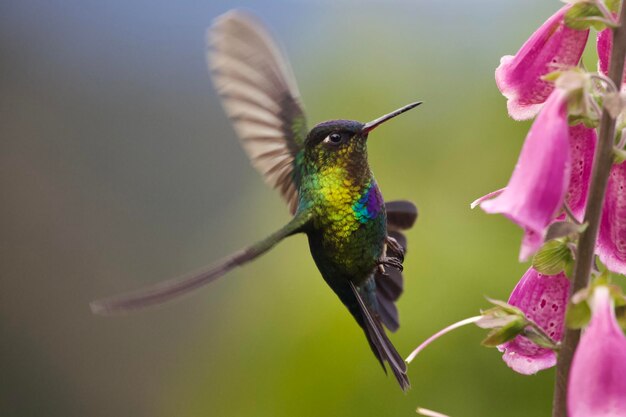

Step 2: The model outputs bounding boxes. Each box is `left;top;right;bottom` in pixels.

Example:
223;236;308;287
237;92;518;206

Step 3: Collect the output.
91;10;420;391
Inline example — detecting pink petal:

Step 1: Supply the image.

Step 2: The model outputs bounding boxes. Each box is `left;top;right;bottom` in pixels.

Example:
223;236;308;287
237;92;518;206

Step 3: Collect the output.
568;286;626;417
498;268;570;375
597;28;626;82
597;162;626;274
496;5;589;120
520;228;544;262
470;188;505;209
481;90;572;261
566;124;597;221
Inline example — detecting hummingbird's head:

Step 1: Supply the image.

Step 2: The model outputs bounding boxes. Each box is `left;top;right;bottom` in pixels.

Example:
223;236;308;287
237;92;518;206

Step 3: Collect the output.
304;119;366;170
303;102;421;171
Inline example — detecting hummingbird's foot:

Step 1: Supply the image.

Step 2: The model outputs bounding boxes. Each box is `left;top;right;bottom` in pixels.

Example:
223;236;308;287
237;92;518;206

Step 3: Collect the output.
385;235;405;263
377;256;404;273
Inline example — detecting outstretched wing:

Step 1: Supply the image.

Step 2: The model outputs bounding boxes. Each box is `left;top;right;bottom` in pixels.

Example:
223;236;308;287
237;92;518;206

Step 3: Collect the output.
375;200;418;332
208;10;308;214
91;211;312;315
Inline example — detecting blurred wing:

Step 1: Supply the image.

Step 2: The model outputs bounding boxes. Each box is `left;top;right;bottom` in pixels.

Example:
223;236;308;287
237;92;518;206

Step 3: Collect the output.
208;10;308;214
90;210;312;315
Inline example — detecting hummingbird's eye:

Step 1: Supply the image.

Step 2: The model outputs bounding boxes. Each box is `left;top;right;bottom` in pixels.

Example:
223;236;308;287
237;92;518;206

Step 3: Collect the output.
323;132;344;146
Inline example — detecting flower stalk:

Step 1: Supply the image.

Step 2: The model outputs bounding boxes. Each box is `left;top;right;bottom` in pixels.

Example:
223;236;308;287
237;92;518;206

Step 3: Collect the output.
552;2;626;416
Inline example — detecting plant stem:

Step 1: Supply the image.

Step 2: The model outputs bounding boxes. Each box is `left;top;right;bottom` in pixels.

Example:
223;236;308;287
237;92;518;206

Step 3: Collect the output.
552;4;626;417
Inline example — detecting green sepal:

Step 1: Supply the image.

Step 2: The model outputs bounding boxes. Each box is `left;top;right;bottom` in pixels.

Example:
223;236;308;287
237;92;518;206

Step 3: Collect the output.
569;114;599;128
478;298;528;347
565;275;624;330
565;2;612;30
542;70;564;83
593;268;611;286
608;283;626;307
614;147;626;164
476;313;519;329
522;327;560;350
617;115;626;133
567;94;587;118
564;260;575;279
481;316;527;347
606;0;621;13
616;306;626;331
532;240;574;276
484;297;525;316
566;298;592;329
545;221;586;241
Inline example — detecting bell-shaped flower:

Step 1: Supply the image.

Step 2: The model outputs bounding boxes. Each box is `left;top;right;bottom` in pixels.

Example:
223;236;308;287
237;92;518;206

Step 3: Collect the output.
405;269;567;375
480;89;572;261
496;5;589;120
566;123;597;220
597;27;626;83
568;285;626;417
474;122;594;259
498;267;570;375
597;162;626;275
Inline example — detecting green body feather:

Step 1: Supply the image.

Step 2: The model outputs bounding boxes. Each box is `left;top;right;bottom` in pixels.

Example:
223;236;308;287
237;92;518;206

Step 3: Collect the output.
297;126;386;286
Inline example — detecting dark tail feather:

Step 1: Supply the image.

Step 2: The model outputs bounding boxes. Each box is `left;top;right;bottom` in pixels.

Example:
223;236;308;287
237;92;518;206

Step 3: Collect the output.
375;264;403;332
376;292;399;332
385;200;418;230
349;282;410;391
375;267;403;302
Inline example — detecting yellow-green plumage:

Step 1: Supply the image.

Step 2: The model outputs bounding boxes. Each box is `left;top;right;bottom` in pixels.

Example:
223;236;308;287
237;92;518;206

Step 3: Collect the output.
297;121;386;280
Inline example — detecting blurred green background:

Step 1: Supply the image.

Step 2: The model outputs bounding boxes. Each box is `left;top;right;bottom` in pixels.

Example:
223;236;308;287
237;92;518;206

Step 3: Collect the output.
0;1;594;416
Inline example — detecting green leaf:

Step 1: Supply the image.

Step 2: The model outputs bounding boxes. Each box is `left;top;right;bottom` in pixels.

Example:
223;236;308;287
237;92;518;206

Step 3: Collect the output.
565;3;608;30
533;240;573;275
566;299;591;329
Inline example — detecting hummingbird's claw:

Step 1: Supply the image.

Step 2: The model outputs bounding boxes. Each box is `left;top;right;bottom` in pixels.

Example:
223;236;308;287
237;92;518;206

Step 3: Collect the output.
385;235;405;263
377;256;404;273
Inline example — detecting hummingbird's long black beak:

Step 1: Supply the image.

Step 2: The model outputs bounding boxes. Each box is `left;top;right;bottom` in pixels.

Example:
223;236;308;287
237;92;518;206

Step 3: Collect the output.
362;101;422;134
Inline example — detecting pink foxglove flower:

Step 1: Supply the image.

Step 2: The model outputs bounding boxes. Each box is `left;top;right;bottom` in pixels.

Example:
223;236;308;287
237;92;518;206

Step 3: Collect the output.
597;27;626;82
480;90;572;261
566;124;597;221
498;268;569;375
597;162;626;275
568;286;626;417
496;5;589;120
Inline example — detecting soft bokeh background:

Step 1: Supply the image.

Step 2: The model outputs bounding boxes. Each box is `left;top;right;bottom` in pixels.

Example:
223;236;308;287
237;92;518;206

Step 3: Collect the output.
0;1;602;416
